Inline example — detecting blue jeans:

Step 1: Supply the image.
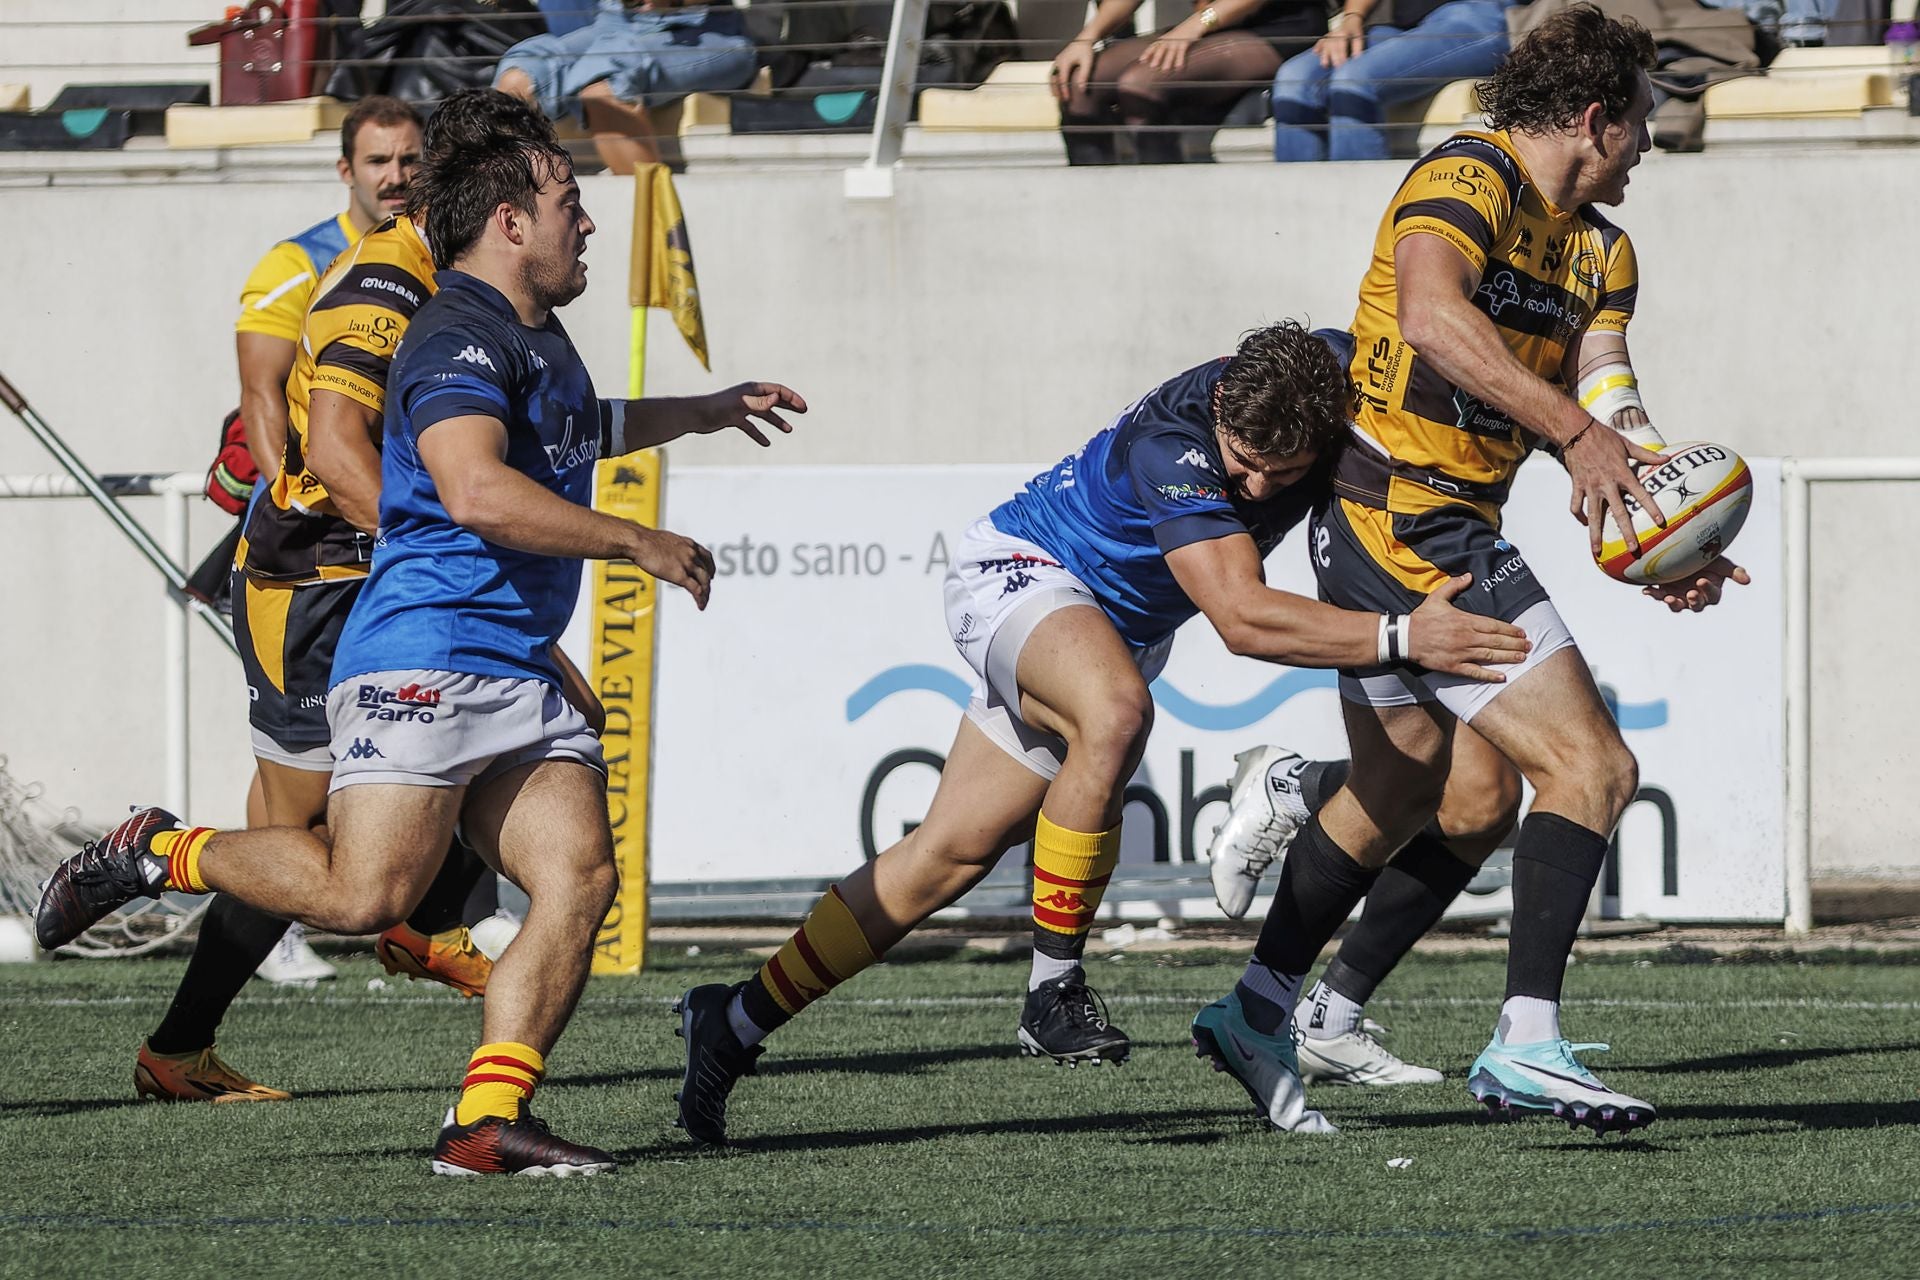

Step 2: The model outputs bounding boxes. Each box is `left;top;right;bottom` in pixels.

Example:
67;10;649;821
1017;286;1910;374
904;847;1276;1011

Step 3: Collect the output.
497;2;757;119
1272;0;1510;162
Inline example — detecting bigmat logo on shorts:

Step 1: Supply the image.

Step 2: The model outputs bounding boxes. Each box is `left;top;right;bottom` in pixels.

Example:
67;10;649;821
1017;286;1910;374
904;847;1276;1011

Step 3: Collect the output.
356;683;441;723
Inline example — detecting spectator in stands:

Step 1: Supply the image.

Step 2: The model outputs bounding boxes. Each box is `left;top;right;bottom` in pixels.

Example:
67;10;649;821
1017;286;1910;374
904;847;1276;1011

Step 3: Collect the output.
1270;0;1515;162
1053;0;1324;164
495;0;758;173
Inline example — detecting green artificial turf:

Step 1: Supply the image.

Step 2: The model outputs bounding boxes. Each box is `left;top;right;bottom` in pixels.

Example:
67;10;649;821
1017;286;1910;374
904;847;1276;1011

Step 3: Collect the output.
2;946;1916;1278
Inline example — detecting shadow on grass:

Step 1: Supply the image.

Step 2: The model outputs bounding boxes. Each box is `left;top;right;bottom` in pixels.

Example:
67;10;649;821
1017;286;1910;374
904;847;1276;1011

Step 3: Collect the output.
614;1106;1247;1160
1638;1041;1920;1075
1353;1098;1920;1135
1673;1100;1920;1131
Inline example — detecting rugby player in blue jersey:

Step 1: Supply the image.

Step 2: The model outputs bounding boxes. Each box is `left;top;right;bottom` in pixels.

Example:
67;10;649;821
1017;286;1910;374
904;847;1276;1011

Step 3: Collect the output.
669;322;1530;1144
39;119;803;1176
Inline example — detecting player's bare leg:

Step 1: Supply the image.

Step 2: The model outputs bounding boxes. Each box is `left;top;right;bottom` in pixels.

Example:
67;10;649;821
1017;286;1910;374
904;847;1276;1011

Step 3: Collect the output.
1452;647;1653;1133
458;760;616;1056
187;785;459;934
840;721;1051;948
1004;605;1153;1062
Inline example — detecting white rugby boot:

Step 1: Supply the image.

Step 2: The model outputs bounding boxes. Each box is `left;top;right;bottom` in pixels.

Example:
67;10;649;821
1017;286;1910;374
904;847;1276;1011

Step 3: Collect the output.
1468;1034;1656;1136
1294;1001;1444;1086
1207;747;1310;919
254;922;336;985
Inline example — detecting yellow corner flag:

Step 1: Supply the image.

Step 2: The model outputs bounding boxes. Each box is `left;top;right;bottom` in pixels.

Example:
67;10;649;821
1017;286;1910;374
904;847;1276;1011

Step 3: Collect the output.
629;163;709;377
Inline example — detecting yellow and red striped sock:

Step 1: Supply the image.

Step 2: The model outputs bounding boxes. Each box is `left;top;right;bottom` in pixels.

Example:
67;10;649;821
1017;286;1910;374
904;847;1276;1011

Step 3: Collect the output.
149;827;216;894
1030;813;1120;975
455;1041;544;1126
752;886;879;1022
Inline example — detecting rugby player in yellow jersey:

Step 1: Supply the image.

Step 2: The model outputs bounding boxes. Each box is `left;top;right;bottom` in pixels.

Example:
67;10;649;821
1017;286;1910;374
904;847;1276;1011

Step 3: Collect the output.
1192;4;1747;1137
127;97;425;1098
234;97;423;480
129;95;532;1104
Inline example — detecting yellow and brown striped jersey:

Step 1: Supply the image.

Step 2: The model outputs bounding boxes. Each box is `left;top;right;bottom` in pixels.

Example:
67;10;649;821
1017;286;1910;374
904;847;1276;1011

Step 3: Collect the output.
1346;130;1638;519
239;215;435;584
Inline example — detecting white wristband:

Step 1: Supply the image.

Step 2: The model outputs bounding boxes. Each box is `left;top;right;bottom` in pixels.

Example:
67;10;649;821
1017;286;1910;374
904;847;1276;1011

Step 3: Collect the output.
1575;363;1645;424
1376;614;1410;664
600;399;630;456
1618;421;1666;448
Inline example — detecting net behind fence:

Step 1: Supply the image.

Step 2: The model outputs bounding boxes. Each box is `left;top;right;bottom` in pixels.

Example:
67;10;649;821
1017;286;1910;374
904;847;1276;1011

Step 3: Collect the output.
0;755;204;957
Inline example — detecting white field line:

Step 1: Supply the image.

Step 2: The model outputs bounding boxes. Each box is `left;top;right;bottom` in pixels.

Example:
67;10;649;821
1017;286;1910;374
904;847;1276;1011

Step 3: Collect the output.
9;993;1920;1012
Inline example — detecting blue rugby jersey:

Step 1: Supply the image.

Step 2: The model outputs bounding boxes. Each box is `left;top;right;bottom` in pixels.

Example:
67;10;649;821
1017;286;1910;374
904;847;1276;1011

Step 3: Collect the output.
989;359;1325;649
331;271;605;688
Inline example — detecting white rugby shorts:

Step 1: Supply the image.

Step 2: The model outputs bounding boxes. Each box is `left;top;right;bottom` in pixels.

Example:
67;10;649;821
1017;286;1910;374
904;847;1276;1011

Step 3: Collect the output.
1336;599;1576;723
944;517;1171;780
326;669;605;792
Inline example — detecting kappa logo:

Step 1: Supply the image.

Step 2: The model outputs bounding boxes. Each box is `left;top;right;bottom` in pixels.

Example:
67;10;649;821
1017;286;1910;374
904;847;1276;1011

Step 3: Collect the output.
1036;890;1088;912
454;345;496;371
344;737;384;760
999;570;1038;597
1176;447;1212;468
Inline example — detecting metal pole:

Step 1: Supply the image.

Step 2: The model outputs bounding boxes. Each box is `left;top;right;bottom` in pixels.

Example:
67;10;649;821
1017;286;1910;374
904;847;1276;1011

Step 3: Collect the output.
164;487;191;818
848;0;930;197
1782;461;1812;935
0;370;236;653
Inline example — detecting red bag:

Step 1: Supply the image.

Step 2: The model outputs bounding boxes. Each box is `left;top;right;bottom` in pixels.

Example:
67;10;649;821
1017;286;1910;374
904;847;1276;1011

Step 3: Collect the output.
187;1;331;106
206;408;260;515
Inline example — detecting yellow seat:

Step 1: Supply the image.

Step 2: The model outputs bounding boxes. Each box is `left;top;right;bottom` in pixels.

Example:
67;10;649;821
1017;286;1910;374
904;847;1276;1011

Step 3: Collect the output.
1704;69;1893;118
920;61;1059;132
0;85;28;112
165;97;347;148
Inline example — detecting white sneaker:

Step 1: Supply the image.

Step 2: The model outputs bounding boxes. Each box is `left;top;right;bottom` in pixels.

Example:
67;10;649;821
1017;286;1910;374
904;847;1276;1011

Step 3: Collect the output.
467;910;523;961
1207;747;1310;919
1294;1008;1444;1087
254;922;337;985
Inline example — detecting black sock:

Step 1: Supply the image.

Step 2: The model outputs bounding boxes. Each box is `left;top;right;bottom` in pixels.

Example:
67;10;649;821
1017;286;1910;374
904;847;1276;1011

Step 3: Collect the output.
1504;812;1609;1003
1296;759;1352;814
1322;831;1479;1004
146;895;289;1055
405;838;487;936
1252;815;1381;976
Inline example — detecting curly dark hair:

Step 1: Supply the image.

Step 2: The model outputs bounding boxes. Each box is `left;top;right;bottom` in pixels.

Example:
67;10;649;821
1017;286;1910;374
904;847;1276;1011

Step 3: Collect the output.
418;130;573;270
1215;322;1355;461
406;89;560;221
1478;4;1656;135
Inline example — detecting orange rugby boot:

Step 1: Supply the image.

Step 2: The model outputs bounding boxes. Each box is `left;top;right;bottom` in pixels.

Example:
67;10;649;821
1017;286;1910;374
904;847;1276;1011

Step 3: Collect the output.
135;1041;291;1103
375;922;492;998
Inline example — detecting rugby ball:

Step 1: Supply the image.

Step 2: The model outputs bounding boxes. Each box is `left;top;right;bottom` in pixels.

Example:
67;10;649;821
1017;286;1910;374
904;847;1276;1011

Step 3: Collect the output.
1595;440;1753;586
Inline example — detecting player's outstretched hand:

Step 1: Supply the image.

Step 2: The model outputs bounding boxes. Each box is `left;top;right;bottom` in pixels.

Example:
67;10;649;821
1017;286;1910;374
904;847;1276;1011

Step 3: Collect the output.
1407;573;1531;683
1642;556;1750;613
698;382;807;447
628;526;715;610
1566;422;1666;558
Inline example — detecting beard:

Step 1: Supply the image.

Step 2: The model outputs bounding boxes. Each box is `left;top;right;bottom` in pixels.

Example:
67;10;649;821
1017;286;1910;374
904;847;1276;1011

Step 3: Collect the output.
520;246;587;313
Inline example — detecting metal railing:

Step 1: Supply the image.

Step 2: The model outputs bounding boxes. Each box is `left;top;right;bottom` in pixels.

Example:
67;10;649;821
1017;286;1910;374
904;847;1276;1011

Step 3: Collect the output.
1780;457;1920;935
0;470;211;818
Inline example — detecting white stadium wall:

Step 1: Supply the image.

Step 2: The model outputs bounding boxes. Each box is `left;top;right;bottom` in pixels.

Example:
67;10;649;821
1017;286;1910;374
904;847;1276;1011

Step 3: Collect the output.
1;152;1917;891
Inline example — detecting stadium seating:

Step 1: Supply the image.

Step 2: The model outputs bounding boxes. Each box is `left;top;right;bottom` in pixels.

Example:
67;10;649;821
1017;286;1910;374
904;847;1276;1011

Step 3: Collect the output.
1704;45;1905;117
